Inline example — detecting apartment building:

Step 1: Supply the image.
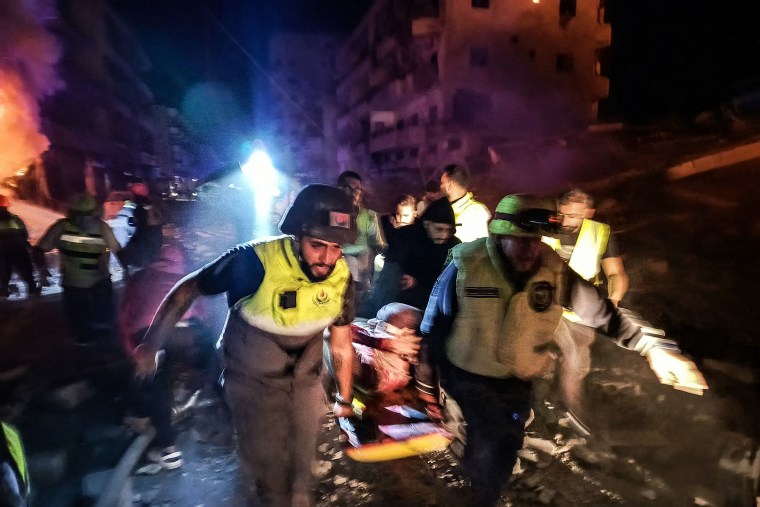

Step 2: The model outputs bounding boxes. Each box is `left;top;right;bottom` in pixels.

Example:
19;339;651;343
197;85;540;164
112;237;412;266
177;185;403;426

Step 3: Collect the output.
39;0;163;202
335;0;610;189
257;33;341;183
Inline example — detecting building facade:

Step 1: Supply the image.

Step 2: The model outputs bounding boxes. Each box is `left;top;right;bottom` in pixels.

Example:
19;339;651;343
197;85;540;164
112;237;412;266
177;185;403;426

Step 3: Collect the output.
33;0;200;206
256;33;341;183
334;0;610;191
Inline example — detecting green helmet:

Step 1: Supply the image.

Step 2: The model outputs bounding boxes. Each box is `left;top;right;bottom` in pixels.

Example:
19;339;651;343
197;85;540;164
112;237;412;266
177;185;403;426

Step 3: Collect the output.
488;194;558;237
279;184;358;244
69;192;99;215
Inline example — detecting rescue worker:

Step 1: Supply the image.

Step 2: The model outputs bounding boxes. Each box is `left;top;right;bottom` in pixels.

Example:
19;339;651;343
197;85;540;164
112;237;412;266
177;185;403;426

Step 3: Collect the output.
134;184;358;507
542;189;630;413
119;182;166;270
439;164;491;243
337;171;386;300
1;422;29;507
545;188;629;305
0;195;39;298
35;193;124;346
380;194;416;250
414;194;703;506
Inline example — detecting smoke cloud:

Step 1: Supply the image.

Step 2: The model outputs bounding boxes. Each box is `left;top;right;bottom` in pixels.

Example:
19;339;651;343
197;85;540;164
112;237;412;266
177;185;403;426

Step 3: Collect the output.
0;0;62;181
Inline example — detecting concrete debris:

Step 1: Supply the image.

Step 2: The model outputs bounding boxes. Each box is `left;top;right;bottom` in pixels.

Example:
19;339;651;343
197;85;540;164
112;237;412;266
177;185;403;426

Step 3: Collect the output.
524;436;558;455
47;380;93;409
569;445;615;467
334;475;348;486
592;380;638;393
517;449;539;463
317;443;329;453
641;489;657;500
311;460;332;478
692;485;721;506
555;438;587;455
538;488;556;504
330;450;344;460
511;457;524;476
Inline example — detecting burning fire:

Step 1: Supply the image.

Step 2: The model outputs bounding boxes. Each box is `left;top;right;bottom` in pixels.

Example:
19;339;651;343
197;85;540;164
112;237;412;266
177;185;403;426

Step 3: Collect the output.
0;70;50;181
0;0;62;182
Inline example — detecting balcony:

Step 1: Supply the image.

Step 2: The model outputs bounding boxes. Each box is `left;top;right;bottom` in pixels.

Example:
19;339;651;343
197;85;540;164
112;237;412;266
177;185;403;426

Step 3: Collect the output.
368;125;426;153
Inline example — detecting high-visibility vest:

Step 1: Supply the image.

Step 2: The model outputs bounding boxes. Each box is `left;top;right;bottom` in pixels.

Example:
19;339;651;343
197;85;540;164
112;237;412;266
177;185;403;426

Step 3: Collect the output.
57;220;111;288
236;236;351;337
445;237;566;380
543;219;609;282
0;215;24;233
2;422;29;498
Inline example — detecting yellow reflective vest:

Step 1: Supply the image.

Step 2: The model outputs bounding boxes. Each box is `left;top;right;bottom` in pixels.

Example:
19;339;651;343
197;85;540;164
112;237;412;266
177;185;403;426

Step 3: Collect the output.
57;220;111;288
2;422;29;497
236;236;351;337
445;237;567;380
542;219;609;282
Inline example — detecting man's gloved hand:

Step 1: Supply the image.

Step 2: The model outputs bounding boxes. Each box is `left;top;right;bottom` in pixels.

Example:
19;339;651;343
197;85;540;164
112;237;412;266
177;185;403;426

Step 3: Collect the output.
646;347;708;394
133;344;159;381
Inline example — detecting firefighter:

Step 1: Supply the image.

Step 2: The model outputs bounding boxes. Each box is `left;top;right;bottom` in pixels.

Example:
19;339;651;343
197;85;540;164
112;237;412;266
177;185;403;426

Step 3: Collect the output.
35;193;124;346
134;184;358;507
0;195;39;298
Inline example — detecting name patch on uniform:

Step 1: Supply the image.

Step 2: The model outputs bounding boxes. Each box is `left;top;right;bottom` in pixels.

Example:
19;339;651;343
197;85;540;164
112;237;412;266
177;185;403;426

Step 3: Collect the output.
528;281;554;312
279;291;297;309
329;211;351;229
464;287;500;298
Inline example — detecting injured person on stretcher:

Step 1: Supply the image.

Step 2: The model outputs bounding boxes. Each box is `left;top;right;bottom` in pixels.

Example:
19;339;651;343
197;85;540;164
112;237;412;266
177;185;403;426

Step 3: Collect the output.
324;302;453;462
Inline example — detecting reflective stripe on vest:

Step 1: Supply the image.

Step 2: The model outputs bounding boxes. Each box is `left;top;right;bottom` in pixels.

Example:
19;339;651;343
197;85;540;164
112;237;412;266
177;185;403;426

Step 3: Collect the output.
2;422;28;491
446;237;566;380
59;221;110;287
0;217;23;232
568;219;609;281
236;236;351;337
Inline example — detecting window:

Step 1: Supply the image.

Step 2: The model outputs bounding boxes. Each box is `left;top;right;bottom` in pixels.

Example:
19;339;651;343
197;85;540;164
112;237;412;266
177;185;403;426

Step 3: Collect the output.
471;0;490;8
448;137;462;150
396;119;405;130
410;113;419;126
383;152;391;163
409;147;420;158
427;143;438;154
395;150;404;160
470;47;489;67
528;49;536;61
559;0;576;17
510;35;519;45
556;54;574;73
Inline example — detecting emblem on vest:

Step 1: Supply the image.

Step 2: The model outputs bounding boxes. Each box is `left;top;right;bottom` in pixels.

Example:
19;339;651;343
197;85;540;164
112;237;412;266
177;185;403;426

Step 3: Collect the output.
528;281;554;312
313;289;331;306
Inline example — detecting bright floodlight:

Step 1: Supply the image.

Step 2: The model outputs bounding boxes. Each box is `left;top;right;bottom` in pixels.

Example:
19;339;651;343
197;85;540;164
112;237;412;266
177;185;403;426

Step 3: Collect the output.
241;148;281;235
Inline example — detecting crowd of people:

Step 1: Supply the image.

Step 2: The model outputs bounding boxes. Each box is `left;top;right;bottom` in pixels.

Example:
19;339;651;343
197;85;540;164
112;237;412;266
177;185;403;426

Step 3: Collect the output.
1;162;707;507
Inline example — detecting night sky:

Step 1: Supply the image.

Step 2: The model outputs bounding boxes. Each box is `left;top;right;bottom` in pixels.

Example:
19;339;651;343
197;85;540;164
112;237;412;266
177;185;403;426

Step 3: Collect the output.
109;0;760;127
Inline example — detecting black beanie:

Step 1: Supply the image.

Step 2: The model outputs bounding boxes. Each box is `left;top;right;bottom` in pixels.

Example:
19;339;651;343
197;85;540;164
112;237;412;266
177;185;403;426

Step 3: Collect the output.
420;197;455;225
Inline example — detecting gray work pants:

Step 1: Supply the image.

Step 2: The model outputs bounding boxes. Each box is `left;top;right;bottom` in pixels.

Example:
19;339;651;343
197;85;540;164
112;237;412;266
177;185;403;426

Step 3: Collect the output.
225;373;324;507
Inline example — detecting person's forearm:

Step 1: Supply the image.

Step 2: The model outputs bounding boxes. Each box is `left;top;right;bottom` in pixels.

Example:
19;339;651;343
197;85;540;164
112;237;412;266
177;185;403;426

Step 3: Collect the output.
142;276;200;352
607;273;629;304
329;337;354;400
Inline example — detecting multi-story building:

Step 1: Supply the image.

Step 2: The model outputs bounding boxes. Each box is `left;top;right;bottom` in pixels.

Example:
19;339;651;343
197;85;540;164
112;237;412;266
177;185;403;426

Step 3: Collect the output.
256;33;341;183
39;0;164;203
335;0;611;191
151;105;198;180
